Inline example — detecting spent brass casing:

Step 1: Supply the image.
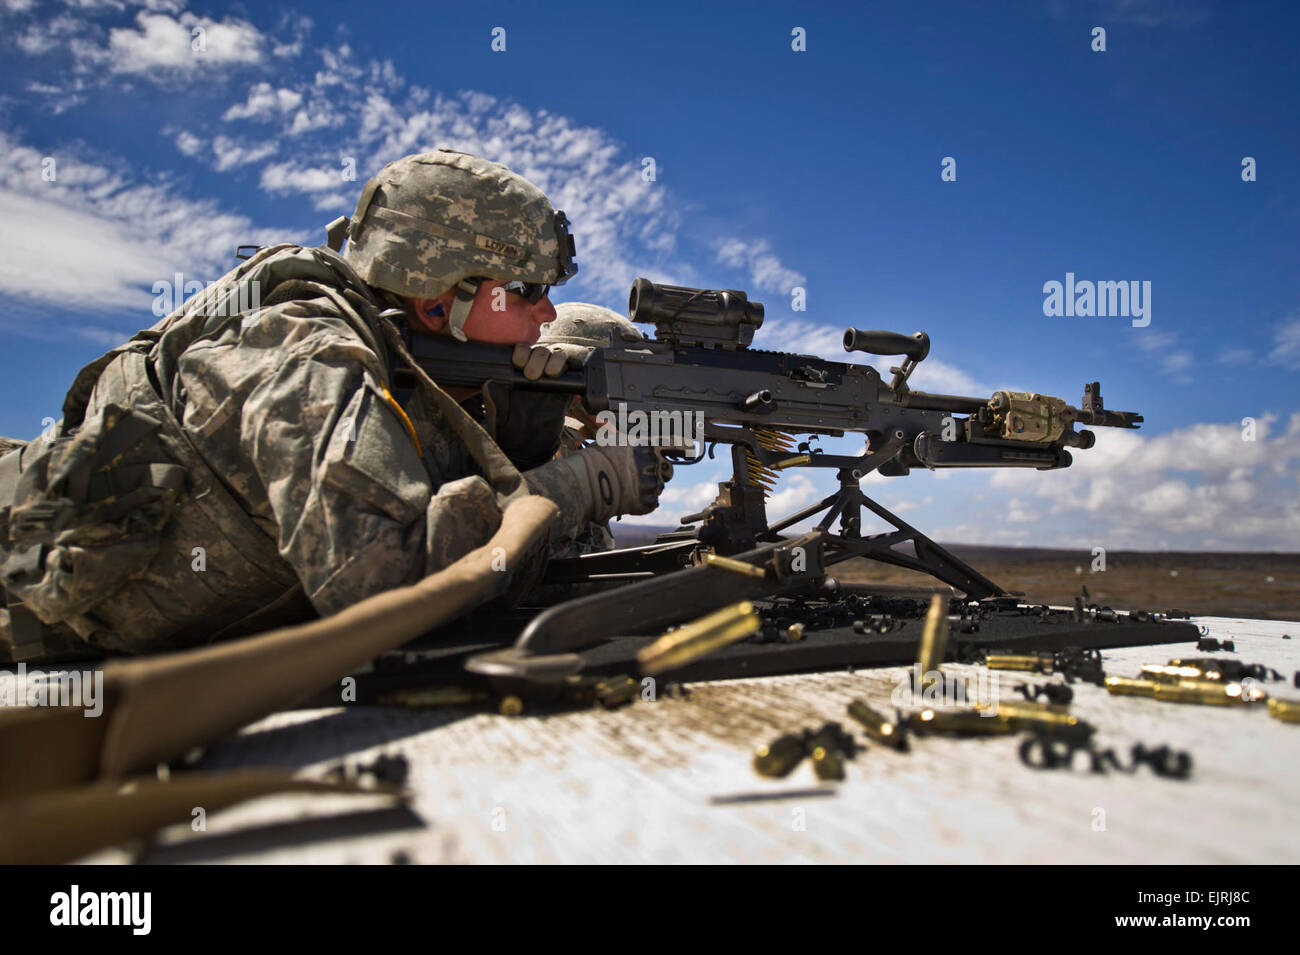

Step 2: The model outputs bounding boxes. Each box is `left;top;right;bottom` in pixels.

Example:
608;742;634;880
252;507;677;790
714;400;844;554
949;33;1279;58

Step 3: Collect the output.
1105;676;1158;696
594;676;639;709
810;746;845;781
1267;698;1300;724
753;734;806;778
908;708;1015;735
987;654;1054;673
499;695;525;716
704;554;767;579
1159;680;1265;705
805;725;847;780
847;699;907;749
785;623;806;642
916;594;949;685
377;686;490;708
1141;663;1213;683
1110;676;1256;705
638;600;762;675
977;700;1079;731
1151;682;1238;705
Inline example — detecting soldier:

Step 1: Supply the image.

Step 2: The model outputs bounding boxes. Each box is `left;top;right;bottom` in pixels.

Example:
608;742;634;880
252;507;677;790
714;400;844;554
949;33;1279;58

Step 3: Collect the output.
0;149;671;663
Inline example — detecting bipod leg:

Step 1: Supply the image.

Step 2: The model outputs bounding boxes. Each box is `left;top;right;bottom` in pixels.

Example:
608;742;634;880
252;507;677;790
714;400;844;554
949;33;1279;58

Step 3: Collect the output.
826;488;1006;600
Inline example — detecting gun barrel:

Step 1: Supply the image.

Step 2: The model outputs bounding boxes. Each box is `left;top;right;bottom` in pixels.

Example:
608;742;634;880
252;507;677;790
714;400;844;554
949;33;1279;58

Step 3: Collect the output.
901;391;987;414
1070;407;1144;429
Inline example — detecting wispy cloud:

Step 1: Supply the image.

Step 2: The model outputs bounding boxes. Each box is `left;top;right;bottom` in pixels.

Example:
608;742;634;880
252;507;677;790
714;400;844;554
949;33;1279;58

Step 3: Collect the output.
1269;311;1300;370
715;238;806;296
0;130;303;325
1133;327;1195;382
222;82;302;121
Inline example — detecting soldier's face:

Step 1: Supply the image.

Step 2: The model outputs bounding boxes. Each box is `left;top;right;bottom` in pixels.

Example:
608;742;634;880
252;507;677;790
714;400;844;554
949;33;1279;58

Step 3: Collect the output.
411;281;557;344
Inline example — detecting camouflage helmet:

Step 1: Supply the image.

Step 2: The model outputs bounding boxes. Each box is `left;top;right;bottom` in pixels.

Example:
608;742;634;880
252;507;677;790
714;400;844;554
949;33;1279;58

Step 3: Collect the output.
539;302;646;348
343;148;577;339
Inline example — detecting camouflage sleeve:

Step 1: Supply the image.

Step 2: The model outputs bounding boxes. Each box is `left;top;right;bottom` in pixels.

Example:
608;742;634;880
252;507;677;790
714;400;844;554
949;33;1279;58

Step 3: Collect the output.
176;296;507;618
521;457;591;535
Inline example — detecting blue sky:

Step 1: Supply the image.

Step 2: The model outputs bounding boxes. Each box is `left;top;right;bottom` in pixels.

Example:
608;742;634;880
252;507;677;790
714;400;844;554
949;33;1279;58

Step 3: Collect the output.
1;0;1297;550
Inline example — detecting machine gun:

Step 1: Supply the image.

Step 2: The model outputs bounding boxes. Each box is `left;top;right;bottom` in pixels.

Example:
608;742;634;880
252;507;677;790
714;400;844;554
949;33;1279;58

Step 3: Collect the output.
403;279;1143;685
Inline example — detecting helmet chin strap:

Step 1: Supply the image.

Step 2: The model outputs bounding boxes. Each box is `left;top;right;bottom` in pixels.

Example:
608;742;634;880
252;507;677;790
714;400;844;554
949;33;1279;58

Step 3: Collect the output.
447;278;480;342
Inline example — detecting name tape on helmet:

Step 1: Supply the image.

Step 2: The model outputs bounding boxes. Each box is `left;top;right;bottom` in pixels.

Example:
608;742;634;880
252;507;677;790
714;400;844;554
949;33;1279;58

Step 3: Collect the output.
475;234;524;259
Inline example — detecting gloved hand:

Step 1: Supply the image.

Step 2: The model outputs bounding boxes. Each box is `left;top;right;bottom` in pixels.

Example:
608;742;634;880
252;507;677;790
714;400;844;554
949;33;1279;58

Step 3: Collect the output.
561;443;674;523
480;380;570;470
511;342;593;381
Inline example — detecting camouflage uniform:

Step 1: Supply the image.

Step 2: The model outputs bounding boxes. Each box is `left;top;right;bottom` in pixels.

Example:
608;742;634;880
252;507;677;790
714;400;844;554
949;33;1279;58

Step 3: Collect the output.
0;150;641;661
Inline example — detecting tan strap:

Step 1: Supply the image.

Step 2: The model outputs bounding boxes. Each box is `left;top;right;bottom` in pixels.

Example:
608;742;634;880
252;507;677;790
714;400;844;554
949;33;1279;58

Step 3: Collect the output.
0;495;557;792
0;770;404;864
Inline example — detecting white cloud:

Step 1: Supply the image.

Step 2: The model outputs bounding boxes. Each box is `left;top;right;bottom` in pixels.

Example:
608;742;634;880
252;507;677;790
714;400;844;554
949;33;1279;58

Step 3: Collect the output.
15;13;84;54
105;11;264;75
25;78;90;114
269;12;312;59
310;192;351;213
212;134;277;171
1270;311;1300;370
222;82;303;121
286;104;341;136
260;160;346;194
716;238;806;295
173;129;202;156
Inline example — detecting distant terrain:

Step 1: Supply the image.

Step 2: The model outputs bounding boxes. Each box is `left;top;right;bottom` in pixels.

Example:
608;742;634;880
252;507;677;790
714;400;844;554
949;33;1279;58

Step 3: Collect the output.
612;525;1300;621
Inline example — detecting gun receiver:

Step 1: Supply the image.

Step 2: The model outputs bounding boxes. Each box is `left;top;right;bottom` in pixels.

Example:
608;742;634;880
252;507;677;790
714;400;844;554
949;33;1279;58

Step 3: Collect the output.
401;279;1143;603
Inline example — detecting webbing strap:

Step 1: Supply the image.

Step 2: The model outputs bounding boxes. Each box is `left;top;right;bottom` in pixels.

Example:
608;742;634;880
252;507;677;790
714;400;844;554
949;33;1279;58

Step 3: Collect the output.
446;278;479;342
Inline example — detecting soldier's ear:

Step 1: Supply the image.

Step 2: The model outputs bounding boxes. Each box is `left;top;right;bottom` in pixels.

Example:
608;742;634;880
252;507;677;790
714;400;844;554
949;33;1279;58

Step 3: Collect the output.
408;296;449;334
414;296;448;318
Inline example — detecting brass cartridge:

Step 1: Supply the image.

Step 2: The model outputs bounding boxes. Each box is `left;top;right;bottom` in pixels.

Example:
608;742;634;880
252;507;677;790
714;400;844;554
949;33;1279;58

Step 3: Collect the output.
638;601;762;675
753;733;806;778
847;699;907;749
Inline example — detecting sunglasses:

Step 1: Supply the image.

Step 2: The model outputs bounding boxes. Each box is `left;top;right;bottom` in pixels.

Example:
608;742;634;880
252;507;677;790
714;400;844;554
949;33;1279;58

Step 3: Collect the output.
500;280;552;304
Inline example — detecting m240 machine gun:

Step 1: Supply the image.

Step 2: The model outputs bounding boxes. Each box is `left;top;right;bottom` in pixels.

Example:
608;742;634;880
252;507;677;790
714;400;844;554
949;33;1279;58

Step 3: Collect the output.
405;279;1143;685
